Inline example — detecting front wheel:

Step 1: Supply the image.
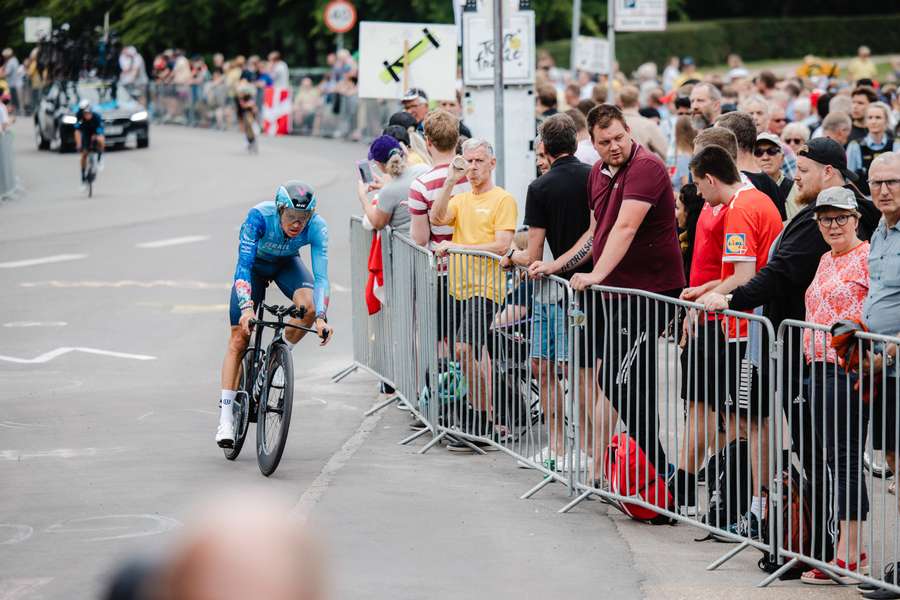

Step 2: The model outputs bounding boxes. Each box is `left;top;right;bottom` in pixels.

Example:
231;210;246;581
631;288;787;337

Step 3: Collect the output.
223;350;253;460
256;343;294;476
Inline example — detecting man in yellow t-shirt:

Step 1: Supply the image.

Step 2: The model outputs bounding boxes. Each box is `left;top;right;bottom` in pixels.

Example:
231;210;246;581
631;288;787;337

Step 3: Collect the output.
430;138;517;448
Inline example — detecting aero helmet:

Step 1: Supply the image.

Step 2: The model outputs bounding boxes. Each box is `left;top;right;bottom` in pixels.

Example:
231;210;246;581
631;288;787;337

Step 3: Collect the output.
275;180;317;212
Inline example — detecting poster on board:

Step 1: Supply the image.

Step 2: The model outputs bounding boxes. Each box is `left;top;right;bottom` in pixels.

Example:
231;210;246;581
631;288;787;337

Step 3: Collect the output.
462;11;534;86
614;0;666;32
573;36;610;74
357;22;458;100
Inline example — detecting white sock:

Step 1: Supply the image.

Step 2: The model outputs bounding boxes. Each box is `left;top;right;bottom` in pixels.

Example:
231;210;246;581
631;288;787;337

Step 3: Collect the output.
285;338;297;351
750;496;763;520
220;390;236;423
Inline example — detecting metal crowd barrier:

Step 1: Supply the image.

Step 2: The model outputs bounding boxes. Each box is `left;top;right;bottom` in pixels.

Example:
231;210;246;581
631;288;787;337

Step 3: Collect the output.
340;216;900;595
0;131;17;200
144;82;388;140
763;320;900;593
561;287;778;571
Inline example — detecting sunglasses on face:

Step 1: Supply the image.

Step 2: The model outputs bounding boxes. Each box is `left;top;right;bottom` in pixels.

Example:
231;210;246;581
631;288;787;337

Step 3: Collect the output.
282;209;312;225
785;138;805;145
754;147;781;157
770;118;788;123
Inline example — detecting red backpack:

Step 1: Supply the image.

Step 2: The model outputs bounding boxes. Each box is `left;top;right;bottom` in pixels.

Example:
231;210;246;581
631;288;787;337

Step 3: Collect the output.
603;433;674;524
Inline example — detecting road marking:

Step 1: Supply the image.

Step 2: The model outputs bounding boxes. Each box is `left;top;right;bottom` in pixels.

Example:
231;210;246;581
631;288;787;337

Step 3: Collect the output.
45;514;181;542
21;280;230;289
136;235;210;248
0;421;44;430
171;304;229;314
0;254;87;269
0;524;33;545
3;321;67;328
332;283;349;293
136;411;155;422
0;447;127;460
0;579;53;600
0;347;156;364
292;397;384;519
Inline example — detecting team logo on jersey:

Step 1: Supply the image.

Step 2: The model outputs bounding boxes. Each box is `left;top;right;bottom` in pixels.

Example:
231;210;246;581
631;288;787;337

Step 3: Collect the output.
725;233;747;255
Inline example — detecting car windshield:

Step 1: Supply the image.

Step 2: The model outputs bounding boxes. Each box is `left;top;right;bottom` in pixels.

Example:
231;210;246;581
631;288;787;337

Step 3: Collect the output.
61;82;135;107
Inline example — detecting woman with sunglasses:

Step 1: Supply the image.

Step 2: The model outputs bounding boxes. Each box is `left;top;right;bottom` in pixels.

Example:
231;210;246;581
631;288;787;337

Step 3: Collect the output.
781;122;811;156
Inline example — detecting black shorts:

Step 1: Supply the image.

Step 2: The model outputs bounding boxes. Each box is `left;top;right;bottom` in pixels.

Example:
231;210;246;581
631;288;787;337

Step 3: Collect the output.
78;133;100;152
679;320;745;411
871;374;900;451
449;296;498;360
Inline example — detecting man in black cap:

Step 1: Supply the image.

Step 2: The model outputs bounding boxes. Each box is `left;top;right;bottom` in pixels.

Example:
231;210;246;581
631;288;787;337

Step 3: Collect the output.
703;136;879;569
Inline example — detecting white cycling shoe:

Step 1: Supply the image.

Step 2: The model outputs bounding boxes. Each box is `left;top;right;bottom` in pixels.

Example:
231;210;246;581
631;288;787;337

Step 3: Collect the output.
216;420;235;448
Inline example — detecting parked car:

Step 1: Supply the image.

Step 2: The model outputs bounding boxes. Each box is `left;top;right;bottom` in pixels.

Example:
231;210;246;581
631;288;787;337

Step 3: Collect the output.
34;80;150;152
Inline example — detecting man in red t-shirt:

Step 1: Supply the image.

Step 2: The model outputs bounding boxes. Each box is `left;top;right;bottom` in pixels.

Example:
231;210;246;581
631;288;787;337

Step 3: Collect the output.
694;144;784;536
547;104;684;474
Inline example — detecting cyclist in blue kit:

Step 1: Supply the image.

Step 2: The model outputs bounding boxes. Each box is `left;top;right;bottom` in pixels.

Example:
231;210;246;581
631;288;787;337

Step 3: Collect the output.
216;180;333;448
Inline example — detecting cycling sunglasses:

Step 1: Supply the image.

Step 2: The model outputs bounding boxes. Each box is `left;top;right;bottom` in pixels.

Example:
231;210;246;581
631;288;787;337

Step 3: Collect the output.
282;208;313;225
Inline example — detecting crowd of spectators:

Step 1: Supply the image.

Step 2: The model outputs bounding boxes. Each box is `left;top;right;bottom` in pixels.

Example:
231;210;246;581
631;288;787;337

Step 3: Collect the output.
348;44;900;593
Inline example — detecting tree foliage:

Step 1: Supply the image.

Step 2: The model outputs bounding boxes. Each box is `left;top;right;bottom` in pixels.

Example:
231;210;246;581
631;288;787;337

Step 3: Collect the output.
0;0;886;68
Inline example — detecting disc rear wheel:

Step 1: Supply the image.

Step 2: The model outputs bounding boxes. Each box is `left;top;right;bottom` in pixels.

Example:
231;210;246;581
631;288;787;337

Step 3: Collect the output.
223;350;253;460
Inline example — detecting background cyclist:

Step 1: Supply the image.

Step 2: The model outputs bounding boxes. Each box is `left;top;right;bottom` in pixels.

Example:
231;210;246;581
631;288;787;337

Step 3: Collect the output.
217;180;333;448
74;98;105;187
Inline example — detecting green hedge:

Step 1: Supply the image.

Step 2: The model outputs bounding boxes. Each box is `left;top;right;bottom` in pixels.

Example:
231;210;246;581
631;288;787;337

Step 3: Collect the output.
541;14;900;75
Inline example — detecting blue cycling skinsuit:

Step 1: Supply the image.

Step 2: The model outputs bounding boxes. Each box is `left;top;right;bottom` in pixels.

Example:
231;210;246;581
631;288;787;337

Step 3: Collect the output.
74;110;104;150
229;201;329;325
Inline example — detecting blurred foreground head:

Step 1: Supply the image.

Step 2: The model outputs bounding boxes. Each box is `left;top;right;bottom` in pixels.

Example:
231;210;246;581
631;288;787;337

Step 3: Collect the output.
108;488;324;600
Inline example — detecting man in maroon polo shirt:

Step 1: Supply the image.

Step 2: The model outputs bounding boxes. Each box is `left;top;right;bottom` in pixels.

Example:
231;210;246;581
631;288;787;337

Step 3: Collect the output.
563;103;684;473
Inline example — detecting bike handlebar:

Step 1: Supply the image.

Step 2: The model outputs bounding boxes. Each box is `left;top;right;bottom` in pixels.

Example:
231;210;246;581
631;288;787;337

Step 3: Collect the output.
249;304;329;341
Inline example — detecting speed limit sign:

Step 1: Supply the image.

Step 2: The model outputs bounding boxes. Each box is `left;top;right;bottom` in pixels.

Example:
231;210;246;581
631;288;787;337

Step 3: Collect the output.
324;0;357;34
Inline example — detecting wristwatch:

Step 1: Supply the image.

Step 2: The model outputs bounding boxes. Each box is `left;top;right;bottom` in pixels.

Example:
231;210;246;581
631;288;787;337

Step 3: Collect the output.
505;247;515;259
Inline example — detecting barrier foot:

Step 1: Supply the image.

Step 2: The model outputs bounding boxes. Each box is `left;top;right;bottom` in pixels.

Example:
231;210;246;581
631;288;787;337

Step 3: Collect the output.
757;558;799;588
520;475;554;500
364;394;399;416
398;427;430;446
558;489;594;514
331;363;358;383
418;430;448;455
706;540;750;571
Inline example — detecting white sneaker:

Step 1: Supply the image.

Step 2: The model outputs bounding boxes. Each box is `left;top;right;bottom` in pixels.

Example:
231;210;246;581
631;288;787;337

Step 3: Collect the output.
80;182;88;192
216;420;234;448
97;157;105;172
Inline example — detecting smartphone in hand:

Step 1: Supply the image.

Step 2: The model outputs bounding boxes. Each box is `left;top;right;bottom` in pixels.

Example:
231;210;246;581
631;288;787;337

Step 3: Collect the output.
356;160;373;184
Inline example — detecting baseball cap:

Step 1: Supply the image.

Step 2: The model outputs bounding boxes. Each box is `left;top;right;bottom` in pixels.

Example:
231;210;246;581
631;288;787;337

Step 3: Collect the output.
798;137;858;182
401;87;428;103
388;111;417;129
367;135;402;164
681;56;695;67
755;132;781;146
814;186;858;212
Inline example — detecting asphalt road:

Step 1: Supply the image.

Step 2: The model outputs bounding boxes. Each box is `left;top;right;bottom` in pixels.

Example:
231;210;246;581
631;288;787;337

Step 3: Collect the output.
0;121;861;600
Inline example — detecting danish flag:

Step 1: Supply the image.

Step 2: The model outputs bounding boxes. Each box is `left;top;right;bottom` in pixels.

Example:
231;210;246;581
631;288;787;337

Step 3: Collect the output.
262;87;292;136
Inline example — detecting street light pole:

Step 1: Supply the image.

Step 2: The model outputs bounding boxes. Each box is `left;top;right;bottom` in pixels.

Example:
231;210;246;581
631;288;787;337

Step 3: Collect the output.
607;0;616;102
493;0;505;187
570;0;582;75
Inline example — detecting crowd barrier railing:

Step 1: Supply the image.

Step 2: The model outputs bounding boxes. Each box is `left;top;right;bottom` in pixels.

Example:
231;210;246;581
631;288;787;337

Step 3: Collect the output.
762;320;900;593
340;217;900;594
0;131;18;200
563;286;778;570
143;82;388;140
